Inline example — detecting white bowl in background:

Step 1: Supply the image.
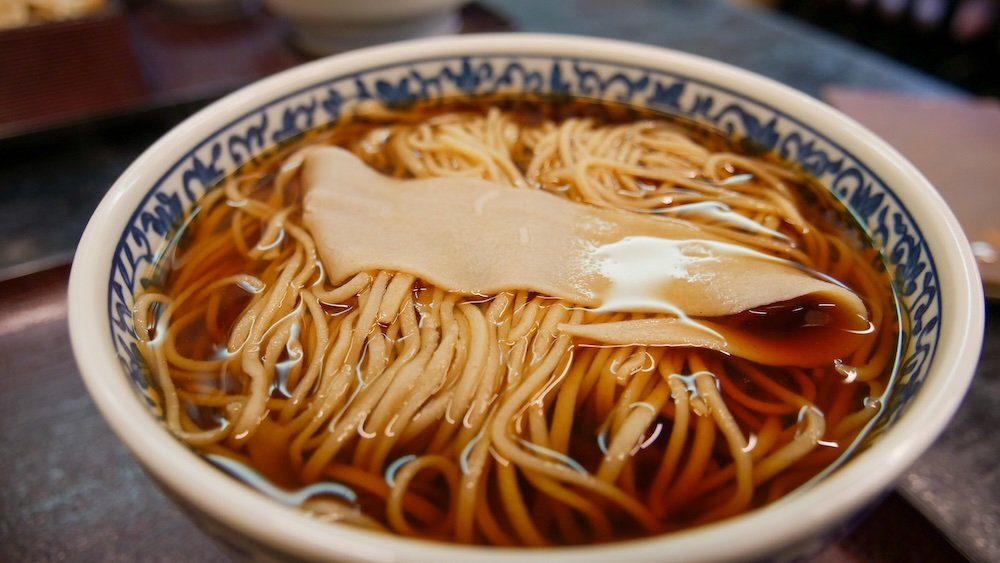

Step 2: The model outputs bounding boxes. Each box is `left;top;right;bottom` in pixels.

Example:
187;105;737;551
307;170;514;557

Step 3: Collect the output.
68;34;984;562
264;0;466;54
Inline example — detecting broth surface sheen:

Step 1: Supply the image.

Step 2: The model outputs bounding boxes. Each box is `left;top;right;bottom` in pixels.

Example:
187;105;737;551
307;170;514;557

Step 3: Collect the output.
133;97;900;546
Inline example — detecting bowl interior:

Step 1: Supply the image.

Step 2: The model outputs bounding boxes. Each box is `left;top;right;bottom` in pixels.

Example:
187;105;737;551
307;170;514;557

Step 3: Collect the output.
110;44;941;425
76;35;982;562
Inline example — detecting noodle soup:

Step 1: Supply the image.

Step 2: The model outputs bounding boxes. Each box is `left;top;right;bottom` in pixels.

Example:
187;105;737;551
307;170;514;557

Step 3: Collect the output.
132;97;899;546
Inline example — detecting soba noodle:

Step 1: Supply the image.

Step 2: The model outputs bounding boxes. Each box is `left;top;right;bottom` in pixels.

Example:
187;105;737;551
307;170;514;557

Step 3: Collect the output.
133;99;898;545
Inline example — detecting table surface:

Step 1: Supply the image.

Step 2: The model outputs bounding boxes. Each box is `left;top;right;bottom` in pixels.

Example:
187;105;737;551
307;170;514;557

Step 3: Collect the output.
1;1;996;561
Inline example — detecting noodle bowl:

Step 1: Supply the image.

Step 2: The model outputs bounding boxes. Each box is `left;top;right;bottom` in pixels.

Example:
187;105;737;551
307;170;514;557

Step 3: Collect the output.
132;99;897;546
67;35;982;562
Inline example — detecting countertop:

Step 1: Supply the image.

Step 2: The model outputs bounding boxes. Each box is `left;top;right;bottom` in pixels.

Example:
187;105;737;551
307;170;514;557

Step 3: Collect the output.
0;1;995;561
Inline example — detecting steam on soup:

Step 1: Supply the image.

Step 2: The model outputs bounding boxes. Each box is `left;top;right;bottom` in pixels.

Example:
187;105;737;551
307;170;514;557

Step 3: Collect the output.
133;98;899;546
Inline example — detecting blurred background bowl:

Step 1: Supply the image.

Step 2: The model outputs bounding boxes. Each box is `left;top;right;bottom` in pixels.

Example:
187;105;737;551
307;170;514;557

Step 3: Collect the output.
263;0;467;54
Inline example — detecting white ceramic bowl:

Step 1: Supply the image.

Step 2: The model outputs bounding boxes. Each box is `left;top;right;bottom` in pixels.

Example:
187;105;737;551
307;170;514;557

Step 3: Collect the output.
264;0;466;54
68;34;984;562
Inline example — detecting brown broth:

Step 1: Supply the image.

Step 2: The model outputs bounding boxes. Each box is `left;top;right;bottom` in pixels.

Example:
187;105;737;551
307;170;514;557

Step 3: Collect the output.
141;96;900;546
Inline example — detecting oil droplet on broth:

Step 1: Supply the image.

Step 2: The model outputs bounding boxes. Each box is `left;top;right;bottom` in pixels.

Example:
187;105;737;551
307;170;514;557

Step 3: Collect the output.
834;358;859;383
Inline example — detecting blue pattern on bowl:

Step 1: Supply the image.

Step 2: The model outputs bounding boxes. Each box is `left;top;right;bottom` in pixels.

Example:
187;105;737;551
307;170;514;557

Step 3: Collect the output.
107;54;939;425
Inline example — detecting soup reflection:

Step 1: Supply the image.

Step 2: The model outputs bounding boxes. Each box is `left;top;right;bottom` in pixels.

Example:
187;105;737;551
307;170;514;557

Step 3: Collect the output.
132;98;899;546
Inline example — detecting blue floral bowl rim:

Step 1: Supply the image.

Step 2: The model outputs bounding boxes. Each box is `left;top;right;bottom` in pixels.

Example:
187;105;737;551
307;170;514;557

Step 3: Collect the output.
67;33;985;563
